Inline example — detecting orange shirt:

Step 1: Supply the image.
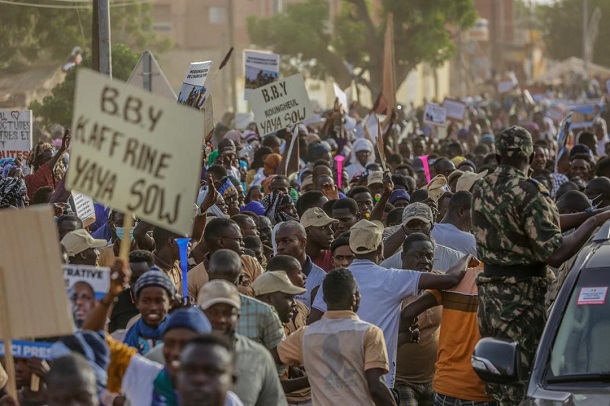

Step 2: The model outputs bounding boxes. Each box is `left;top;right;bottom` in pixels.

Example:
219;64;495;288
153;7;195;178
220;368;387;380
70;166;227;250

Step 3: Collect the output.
429;267;493;402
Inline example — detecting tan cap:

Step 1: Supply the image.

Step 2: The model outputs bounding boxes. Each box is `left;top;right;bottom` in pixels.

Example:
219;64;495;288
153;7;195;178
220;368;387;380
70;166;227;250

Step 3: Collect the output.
427;174;448;202
349;219;384;254
300;176;314;189
367;171;384;186
197;280;241;310
456;170;488;192
402;202;433;225
300;207;338;228
447;169;464;185
61;229;107;256
251;271;307;296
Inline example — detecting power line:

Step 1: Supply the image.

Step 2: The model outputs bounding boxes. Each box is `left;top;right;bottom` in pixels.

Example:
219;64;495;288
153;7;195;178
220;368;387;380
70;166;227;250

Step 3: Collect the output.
0;0;148;8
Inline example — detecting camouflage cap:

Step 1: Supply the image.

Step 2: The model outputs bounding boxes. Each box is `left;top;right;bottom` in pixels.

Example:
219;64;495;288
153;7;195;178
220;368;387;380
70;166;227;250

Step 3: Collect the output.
495;126;533;158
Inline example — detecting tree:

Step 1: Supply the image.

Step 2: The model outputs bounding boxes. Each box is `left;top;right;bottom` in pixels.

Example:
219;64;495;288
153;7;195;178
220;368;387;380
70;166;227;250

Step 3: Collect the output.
247;0;477;101
29;43;139;128
0;1;168;71
539;0;610;68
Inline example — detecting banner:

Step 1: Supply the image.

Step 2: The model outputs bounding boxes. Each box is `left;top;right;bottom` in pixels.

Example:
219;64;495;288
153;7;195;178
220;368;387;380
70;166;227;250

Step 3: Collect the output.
177;61;213;109
0;110;32;161
0;340;53;360
66;68;205;235
423;103;447;127
247;74;313;136
244;50;279;99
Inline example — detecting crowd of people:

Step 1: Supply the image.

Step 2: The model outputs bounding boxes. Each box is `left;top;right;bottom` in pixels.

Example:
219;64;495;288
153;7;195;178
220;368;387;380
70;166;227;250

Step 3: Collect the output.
1;87;610;406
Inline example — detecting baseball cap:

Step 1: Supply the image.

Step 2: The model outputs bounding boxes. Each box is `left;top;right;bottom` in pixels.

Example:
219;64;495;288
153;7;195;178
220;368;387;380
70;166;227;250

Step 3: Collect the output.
251;271;307;296
427;175;448;202
447;169;464;185
402;202;433;225
197;280;241;310
349;219;384;254
456;170;488;192
300;207;338;229
61;229;107;256
367;171;384;186
495;126;533;158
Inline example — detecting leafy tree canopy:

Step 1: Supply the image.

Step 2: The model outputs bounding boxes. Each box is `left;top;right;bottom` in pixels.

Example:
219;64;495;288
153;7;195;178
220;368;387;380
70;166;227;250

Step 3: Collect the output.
247;0;477;100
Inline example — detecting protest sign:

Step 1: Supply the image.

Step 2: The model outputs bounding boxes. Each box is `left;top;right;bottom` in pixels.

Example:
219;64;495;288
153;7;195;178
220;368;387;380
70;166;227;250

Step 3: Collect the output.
64;264;110;328
0;340;52;360
423;103;447;127
0;110;32;161
177;61;213;109
71;192;96;227
247;74;313;136
497;80;515;94
128;51;177;100
244;50;279;99
333;83;348;112
443;98;466;122
66;68;205;235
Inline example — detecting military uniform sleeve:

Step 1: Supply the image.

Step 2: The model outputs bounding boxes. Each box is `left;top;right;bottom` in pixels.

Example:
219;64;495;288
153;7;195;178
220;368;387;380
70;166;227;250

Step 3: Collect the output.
522;188;563;262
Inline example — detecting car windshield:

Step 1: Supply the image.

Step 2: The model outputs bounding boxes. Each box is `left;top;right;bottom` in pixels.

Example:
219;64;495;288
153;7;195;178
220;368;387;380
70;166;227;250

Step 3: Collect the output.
548;267;610;379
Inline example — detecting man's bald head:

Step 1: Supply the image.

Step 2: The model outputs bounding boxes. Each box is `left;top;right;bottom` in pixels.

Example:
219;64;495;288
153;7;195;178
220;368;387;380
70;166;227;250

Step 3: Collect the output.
47;353;98;406
208;249;242;285
556;190;591;214
276;220;306;239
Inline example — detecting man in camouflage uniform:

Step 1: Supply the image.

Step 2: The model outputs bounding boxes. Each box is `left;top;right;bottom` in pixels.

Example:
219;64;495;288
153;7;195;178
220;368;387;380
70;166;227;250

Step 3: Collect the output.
472;126;563;405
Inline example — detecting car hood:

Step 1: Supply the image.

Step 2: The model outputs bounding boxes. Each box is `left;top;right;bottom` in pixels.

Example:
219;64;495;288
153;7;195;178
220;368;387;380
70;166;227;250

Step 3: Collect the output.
522;387;610;405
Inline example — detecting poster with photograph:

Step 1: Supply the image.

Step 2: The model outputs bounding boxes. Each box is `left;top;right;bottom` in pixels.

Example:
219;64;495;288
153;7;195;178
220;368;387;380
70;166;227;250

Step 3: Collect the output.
177;61;213;109
244;50;280;99
443;98;466;122
63;265;110;328
423;103;447;127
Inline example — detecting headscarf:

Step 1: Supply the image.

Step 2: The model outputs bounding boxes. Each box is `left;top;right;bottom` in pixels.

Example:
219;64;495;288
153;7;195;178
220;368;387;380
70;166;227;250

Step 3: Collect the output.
1;159;16;178
262;190;298;225
218;178;238;201
242;200;266;215
0;177;27;207
263;153;282;176
389;189;410;205
346;138;375;179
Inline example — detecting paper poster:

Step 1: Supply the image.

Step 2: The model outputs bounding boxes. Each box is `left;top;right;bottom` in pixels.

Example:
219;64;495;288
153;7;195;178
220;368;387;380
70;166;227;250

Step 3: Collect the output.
71;192;96;227
64;265;110;328
497;80;515;94
0;340;53;360
333;83;348;111
244;50;280;99
246;74;313;136
577;287;608;305
177;61;213;109
66;68;205;235
0;110;32;161
443;99;466;122
0;206;74;339
423;103;447;127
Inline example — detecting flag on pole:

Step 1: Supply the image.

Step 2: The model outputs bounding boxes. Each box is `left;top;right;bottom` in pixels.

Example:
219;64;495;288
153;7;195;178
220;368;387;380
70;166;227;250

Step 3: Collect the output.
373;12;396;115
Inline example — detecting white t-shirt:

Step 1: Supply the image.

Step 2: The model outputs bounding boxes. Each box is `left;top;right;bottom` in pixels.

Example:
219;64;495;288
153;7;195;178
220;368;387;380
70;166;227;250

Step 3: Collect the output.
380;243;464;273
312;259;421;387
122;354;244;406
431;223;477;256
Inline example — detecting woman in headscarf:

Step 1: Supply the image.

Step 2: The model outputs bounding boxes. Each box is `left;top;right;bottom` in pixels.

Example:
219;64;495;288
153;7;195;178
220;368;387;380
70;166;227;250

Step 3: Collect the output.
218;178;240;216
261;190;299;225
25;129;69;201
345;138;375;180
0;166;27;208
247;146;273;187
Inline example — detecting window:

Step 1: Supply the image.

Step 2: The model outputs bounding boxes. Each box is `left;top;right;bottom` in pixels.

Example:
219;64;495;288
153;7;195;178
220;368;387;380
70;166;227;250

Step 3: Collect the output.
209;6;227;24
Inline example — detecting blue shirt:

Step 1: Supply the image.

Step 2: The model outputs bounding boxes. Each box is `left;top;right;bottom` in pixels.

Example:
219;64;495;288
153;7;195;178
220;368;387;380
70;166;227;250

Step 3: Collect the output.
301;256;325;309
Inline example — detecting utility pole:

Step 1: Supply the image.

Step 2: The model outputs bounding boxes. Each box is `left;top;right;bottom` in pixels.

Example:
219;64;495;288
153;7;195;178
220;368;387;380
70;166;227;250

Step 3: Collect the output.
92;0;112;77
583;0;589;79
228;0;237;115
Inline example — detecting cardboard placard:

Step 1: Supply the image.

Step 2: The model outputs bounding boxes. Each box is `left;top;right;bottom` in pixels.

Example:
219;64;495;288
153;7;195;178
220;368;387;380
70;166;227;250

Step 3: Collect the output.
0;205;74;338
71;191;96;227
333;83;348;111
423;103;447;127
177;61;213;109
247;74;313;136
244;50;280;99
0;110;32;161
443;98;466;122
66;68;205;235
0;340;53;360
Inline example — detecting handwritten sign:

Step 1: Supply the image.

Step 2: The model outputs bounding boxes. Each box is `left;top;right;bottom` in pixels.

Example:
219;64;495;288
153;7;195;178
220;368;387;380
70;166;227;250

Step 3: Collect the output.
443;99;466;122
66;68;205;235
247;74;313;136
177;61;212;109
0;340;52;360
0;110;32;161
423;103;447;127
71;192;96;227
244;50;279;99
